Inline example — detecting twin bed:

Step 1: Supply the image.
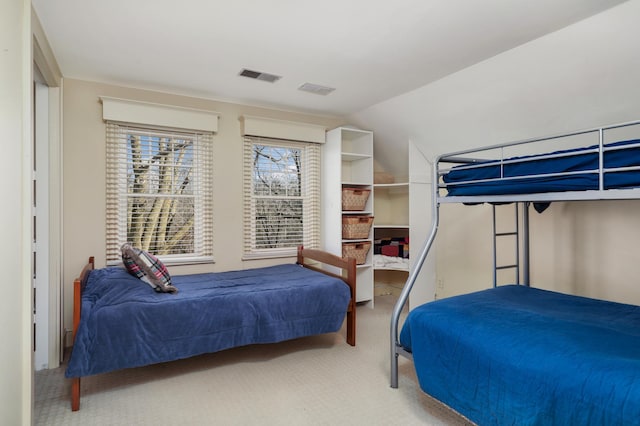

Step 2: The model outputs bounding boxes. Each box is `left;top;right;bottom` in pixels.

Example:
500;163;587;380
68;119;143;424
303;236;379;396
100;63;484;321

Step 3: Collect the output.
391;120;640;425
67;246;356;411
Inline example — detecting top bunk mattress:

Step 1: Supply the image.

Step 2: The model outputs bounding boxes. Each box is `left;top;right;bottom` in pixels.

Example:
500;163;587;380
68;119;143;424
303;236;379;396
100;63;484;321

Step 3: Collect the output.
442;139;640;197
399;285;640;425
66;263;351;378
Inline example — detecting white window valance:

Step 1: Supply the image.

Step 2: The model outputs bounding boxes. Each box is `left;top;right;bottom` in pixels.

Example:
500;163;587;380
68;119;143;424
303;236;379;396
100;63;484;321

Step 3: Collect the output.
240;115;326;144
100;96;219;132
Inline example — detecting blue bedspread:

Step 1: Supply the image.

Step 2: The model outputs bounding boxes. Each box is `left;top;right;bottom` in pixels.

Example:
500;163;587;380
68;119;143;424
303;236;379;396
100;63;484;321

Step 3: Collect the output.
66;264;350;378
400;285;640;425
443;139;640;196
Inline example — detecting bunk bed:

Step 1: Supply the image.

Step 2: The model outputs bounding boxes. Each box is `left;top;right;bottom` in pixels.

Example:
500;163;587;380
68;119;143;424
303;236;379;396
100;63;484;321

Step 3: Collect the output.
67;246;356;411
390;120;640;425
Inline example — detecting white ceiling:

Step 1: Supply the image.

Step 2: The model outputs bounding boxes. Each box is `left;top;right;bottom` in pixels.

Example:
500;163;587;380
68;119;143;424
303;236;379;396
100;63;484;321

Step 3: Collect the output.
32;0;626;117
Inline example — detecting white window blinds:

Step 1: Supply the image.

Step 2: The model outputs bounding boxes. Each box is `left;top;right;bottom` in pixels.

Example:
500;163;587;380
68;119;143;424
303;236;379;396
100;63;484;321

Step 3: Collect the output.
243;137;320;258
106;122;214;264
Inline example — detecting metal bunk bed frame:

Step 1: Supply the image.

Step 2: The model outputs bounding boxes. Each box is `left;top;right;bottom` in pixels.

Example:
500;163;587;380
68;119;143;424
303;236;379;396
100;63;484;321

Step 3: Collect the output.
390;118;640;388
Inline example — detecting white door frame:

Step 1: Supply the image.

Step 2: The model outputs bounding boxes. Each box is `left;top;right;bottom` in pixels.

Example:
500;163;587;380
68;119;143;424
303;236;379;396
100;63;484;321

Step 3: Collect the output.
33;78;50;370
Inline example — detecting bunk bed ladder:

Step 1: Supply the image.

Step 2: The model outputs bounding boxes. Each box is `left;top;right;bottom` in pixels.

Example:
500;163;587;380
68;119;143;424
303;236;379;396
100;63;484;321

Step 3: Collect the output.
492;203;520;287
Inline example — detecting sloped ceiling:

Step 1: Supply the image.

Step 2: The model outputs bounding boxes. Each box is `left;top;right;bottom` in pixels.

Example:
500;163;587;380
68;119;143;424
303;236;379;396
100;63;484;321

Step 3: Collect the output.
32;0;626;117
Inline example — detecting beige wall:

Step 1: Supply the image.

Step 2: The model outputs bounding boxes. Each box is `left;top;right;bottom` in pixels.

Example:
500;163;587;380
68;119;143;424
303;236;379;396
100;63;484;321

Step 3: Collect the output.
435;200;640;306
63;78;343;341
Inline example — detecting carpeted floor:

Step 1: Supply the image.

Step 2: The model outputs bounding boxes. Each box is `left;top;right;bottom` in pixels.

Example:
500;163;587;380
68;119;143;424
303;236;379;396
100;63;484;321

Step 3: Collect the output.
34;295;473;425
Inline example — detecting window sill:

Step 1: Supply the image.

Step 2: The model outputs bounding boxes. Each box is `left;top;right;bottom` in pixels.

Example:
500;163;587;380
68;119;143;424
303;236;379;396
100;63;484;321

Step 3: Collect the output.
107;256;215;268
242;249;297;261
162;256;215;266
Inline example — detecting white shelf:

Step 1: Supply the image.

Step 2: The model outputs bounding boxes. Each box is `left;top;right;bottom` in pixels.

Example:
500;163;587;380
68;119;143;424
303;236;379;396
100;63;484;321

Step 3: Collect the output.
323;127;374;305
374;224;409;229
374;266;409;272
343;210;373;215
342;152;372;162
374;182;409;188
342;181;371;185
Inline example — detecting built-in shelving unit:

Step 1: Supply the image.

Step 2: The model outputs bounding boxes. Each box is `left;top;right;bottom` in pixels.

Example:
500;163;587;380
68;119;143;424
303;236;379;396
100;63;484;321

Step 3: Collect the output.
322;127;374;305
373;182;410;296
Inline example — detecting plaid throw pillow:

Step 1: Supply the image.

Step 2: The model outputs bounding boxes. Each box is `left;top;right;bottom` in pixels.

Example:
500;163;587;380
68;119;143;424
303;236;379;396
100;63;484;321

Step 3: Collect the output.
121;243;178;293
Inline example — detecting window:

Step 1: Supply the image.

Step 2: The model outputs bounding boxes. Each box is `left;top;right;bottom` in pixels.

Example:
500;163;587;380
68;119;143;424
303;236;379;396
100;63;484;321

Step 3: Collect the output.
106;122;213;264
243;137;320;258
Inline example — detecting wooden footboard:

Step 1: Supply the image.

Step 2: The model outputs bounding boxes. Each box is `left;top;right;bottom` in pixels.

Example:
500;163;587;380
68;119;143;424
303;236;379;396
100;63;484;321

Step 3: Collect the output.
71;256;95;411
297;246;357;346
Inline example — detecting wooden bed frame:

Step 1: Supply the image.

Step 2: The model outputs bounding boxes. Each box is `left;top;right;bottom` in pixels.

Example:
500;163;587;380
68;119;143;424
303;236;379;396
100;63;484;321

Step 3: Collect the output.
70;246;356;411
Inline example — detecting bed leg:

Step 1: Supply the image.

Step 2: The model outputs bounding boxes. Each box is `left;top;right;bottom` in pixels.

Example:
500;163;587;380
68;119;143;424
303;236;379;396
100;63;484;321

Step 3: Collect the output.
71;377;80;411
346;303;356;346
390;351;399;388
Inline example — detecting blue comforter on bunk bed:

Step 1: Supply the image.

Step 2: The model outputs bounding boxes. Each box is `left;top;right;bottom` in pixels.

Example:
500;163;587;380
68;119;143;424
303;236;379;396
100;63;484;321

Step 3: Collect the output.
400;285;640;425
66;264;350;378
443;139;640;196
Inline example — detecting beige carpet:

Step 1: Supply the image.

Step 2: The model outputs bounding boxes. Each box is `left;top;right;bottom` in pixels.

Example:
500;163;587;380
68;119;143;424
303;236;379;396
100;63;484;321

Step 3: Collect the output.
35;295;473;425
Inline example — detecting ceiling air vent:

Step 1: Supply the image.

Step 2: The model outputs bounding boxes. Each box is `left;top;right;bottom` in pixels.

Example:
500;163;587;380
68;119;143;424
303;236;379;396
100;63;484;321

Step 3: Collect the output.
238;68;282;83
298;82;335;96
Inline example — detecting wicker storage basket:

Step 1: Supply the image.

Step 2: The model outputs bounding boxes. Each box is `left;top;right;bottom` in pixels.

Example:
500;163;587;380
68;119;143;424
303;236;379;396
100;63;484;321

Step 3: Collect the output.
342;187;371;211
342;215;374;239
342;241;372;265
